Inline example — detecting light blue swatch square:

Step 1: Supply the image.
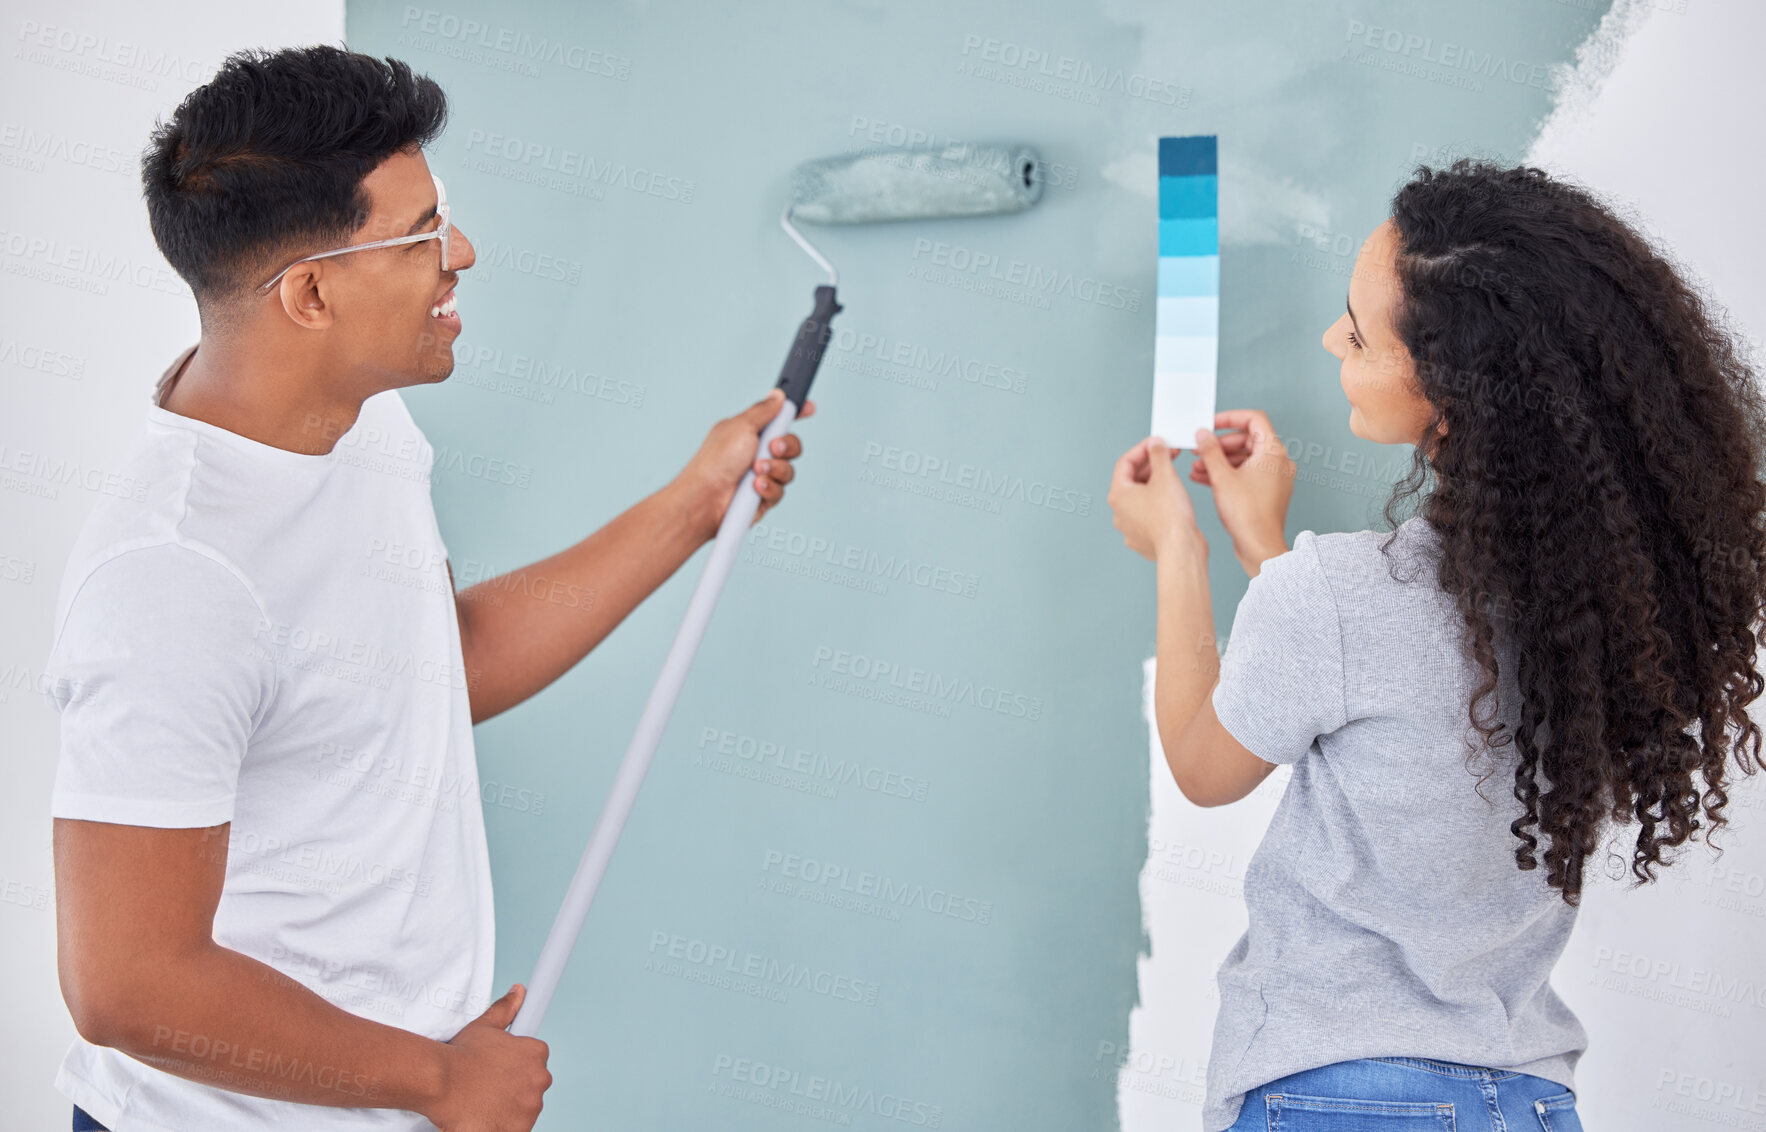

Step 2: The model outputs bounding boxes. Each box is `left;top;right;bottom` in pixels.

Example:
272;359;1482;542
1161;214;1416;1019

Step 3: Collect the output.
1154;335;1219;374
1158;216;1218;256
1151;371;1217;446
1157;255;1219;297
1155;296;1218;338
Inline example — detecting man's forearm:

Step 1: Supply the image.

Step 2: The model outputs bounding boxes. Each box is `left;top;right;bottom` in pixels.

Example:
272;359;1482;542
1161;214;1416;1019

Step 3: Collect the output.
98;942;449;1115
456;477;710;722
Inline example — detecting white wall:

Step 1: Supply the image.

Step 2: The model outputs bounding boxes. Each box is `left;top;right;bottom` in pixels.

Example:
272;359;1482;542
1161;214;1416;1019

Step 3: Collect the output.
0;3;343;1128
1125;2;1766;1128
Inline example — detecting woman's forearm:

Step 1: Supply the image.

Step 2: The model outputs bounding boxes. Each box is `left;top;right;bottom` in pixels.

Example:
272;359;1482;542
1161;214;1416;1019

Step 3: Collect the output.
1151;532;1220;766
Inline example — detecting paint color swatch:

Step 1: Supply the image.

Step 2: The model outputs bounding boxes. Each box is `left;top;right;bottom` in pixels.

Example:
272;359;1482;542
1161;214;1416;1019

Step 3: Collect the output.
1152;135;1218;448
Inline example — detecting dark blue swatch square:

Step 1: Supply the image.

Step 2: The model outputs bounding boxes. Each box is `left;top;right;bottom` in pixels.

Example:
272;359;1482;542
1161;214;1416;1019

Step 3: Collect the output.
1159;135;1217;177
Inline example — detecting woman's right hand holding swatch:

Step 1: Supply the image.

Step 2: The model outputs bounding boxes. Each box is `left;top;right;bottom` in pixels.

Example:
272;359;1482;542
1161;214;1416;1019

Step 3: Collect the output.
1189;409;1296;577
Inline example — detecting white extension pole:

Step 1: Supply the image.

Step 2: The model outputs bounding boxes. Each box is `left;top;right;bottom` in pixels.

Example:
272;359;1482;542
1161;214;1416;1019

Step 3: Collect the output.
508;398;799;1038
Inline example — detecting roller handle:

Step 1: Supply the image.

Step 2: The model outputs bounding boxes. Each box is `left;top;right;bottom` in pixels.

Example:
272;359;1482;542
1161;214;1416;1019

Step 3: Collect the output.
504;288;836;1040
774;284;841;410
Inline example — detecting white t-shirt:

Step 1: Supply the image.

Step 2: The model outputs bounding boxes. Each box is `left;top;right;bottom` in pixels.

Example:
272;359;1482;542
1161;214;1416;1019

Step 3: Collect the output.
44;344;495;1132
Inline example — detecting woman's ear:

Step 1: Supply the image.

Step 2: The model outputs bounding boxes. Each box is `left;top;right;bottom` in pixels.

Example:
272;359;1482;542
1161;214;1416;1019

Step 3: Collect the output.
1421;416;1448;458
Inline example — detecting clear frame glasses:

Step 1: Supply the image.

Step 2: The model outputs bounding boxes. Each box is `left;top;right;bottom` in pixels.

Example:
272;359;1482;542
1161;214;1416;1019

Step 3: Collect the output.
256;173;452;295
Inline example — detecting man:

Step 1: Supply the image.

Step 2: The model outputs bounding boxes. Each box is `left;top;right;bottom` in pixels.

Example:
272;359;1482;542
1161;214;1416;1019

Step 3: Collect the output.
45;45;810;1132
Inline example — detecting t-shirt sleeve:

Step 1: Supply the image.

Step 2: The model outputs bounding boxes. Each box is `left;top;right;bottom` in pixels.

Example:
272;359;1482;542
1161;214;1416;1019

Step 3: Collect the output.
45;542;275;827
1210;529;1347;766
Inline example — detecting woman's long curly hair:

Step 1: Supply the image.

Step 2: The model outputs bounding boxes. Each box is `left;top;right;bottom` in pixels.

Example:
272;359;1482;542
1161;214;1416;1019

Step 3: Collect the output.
1381;159;1766;904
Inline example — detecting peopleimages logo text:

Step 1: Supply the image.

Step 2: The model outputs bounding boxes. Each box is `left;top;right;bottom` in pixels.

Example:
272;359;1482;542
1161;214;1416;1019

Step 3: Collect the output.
711;1054;944;1127
462;129;695;202
910;237;1140;312
958;33;1187;106
860;441;1091;517
762;849;994;925
647;930;881;1005
399;7;631;79
811;645;1043;722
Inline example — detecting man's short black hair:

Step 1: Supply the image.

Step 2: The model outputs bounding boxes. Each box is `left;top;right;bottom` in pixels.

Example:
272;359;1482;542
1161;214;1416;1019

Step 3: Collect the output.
141;44;448;319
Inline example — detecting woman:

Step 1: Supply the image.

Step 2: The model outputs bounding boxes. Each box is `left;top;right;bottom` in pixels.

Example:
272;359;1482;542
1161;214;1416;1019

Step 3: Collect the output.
1106;160;1766;1131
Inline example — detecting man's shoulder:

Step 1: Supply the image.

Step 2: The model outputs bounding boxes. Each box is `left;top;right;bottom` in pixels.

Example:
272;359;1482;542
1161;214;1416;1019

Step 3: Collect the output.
53;540;265;638
43;539;272;718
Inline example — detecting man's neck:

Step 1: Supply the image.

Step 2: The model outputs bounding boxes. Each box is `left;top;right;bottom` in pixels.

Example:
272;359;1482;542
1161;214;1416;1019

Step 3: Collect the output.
161;339;369;456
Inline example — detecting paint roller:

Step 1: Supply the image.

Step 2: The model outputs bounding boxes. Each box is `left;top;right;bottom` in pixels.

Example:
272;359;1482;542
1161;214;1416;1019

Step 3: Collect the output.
509;141;1045;1037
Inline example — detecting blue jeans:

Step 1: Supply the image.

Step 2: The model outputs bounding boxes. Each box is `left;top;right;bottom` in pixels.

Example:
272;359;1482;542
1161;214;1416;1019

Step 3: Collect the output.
1227;1057;1583;1130
72;1105;108;1131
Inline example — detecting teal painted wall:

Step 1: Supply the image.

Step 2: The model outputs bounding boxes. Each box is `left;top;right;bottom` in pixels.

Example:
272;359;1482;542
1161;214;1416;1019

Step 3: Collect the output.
344;2;1607;1126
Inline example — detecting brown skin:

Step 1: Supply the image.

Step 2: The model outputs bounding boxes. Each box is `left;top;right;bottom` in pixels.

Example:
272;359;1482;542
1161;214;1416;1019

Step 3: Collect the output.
1107;217;1437;806
1320;218;1443;448
57;145;812;1130
55;820;547;1130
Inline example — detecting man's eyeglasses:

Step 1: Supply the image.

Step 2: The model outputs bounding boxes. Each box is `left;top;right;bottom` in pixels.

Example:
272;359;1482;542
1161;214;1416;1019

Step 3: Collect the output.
256;173;453;296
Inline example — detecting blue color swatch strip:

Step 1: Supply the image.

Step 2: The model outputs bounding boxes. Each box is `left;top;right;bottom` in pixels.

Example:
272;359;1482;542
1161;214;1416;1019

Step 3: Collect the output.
1152;135;1218;446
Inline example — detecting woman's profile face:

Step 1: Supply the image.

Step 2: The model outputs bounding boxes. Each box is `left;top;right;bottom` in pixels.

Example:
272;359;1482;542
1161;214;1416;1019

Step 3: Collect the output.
1321;218;1441;448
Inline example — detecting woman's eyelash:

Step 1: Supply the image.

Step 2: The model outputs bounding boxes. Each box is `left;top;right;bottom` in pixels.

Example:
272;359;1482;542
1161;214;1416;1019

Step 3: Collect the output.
1346;330;1362;348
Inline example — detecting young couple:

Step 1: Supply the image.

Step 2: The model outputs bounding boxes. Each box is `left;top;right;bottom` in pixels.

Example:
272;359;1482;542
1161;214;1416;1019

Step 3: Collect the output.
48;44;1765;1132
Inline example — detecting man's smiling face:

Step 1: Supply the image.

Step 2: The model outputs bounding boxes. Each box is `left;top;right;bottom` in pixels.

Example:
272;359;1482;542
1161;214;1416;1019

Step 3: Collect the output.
284;145;477;392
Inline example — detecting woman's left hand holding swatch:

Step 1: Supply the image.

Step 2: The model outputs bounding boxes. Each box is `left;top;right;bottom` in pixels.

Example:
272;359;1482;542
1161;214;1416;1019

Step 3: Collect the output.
1108;435;1205;564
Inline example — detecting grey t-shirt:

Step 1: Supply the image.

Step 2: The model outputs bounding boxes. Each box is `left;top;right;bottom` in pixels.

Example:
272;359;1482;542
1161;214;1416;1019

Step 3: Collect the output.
1202;517;1586;1130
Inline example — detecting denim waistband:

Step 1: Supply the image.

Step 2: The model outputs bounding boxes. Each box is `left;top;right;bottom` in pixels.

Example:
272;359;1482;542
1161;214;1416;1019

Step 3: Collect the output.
1369;1055;1523;1081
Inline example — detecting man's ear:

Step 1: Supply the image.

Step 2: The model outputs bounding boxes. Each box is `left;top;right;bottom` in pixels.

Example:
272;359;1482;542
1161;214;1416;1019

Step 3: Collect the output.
274;263;334;330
